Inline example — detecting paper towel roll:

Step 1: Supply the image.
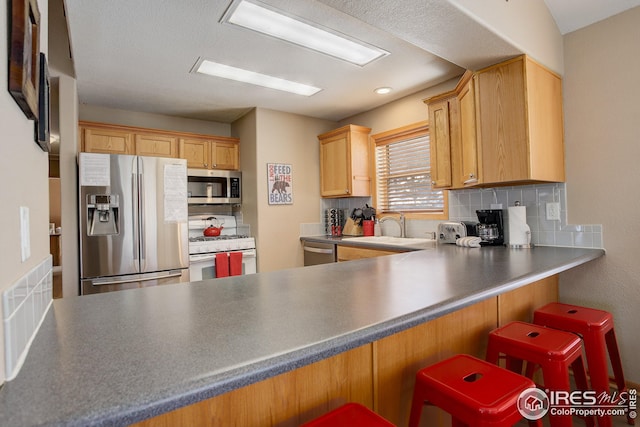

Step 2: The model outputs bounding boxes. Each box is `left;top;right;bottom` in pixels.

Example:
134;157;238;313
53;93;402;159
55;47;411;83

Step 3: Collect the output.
508;205;531;247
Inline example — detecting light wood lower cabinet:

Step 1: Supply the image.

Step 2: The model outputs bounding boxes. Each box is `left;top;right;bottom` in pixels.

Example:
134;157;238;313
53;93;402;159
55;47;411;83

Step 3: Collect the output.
131;276;558;427
337;245;403;261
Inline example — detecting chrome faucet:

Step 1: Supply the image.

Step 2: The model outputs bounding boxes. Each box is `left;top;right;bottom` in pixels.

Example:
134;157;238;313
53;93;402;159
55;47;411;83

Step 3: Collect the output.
379;212;406;238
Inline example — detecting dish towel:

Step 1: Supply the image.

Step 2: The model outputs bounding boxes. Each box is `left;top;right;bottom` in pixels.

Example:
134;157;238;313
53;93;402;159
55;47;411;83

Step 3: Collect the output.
215;252;230;278
456;236;482;248
229;252;243;276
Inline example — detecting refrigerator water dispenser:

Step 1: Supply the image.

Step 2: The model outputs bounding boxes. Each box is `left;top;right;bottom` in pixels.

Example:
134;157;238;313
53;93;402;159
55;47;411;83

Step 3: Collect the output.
87;194;119;236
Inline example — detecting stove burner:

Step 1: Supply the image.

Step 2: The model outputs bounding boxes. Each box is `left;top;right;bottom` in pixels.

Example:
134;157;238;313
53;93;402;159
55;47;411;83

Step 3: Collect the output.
189;235;249;242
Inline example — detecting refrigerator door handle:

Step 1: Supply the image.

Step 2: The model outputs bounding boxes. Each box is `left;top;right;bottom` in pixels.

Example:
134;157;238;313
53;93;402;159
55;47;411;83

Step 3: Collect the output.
138;170;146;269
90;271;184;286
132;172;139;265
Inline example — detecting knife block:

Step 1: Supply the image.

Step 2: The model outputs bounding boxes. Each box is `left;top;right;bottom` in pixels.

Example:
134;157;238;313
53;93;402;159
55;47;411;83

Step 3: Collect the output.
342;218;363;236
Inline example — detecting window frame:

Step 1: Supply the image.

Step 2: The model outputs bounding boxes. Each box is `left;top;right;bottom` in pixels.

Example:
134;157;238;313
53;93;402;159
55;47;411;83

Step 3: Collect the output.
370;121;448;220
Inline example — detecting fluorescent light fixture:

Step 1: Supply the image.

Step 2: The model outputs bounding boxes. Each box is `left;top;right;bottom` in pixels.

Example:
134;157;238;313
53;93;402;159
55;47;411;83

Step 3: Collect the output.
194;59;322;96
222;0;389;66
374;87;392;95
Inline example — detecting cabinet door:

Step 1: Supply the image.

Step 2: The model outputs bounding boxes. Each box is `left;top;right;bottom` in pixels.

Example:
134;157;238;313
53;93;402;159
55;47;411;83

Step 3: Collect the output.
179;138;210;169
337;245;401;262
320;135;351;197
428;99;452;188
476;59;529;184
135;134;178;158
211;141;239;170
457;77;480;187
82;128;133;154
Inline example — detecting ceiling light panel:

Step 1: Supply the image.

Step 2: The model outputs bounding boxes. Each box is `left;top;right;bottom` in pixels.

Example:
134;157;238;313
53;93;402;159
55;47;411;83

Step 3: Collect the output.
222;0;389;66
194;59;322;96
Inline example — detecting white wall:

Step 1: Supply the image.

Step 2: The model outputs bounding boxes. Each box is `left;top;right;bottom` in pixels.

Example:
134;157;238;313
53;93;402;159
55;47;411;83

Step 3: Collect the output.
233;109;335;272
0;0;49;384
448;0;563;73
559;6;640;383
79;105;231;136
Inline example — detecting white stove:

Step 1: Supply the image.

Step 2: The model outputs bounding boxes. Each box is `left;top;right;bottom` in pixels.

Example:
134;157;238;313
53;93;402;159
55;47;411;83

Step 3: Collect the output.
188;215;256;280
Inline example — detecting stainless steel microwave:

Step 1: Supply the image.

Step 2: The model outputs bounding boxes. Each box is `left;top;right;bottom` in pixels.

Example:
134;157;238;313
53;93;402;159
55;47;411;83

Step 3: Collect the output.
187;169;241;204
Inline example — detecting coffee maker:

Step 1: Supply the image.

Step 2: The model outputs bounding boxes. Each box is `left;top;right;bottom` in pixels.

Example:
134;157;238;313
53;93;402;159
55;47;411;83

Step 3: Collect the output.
476;209;504;246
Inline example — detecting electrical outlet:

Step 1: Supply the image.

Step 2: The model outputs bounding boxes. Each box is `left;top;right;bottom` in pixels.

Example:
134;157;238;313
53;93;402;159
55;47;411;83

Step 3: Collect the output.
546;202;561;221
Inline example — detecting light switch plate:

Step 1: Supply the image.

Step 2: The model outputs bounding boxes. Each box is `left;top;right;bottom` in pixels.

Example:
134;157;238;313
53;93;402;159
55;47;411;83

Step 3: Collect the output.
546;202;561;221
20;206;30;261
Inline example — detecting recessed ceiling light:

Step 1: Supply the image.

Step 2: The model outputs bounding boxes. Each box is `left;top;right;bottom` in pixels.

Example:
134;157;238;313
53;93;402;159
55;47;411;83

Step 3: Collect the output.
193;59;322;97
222;0;389;66
374;87;392;95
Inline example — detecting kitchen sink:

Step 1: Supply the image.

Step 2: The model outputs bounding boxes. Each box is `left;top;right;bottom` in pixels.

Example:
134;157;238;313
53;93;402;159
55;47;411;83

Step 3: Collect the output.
342;236;435;246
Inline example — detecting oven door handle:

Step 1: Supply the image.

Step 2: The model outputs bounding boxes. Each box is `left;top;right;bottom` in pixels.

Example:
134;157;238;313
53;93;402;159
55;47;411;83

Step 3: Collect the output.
90;271;183;286
189;254;218;263
190;250;255;263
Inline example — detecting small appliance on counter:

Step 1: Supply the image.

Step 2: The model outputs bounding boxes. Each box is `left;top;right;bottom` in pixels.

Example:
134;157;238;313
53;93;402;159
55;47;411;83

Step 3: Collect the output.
438;221;478;244
507;202;533;248
476;209;505;246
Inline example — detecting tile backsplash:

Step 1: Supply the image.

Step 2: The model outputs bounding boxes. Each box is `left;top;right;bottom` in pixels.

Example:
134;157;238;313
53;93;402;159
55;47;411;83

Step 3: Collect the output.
2;255;53;381
448;183;603;248
313;183;603;249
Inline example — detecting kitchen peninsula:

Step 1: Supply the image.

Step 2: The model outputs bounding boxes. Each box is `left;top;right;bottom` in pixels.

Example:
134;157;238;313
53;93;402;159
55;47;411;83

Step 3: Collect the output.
0;245;603;426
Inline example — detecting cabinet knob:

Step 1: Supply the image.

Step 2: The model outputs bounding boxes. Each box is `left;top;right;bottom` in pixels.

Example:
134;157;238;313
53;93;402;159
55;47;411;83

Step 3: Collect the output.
431;181;436;186
204;163;208;168
469;173;475;178
213;164;217;168
345;189;350;194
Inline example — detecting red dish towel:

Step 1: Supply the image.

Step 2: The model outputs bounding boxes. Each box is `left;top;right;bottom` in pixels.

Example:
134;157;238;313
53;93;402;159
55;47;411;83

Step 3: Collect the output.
229;252;243;276
215;252;229;278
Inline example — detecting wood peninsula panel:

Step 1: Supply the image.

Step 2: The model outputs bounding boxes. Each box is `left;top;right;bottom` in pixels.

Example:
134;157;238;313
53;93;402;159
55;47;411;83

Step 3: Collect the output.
497;274;558;326
132;344;374;427
373;298;498;427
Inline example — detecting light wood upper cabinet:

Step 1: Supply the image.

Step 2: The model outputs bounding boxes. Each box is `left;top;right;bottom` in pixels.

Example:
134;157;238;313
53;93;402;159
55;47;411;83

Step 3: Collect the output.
424;55;564;189
475;55;565;185
81;127;133;155
427;97;454;189
318;124;372;198
134;134;178;158
456;73;481;187
79;121;239;170
179;138;239;170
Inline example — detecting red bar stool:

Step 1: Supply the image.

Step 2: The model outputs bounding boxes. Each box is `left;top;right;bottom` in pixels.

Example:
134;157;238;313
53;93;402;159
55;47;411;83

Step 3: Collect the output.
486;321;595;427
533;302;633;426
301;402;395;427
408;354;542;427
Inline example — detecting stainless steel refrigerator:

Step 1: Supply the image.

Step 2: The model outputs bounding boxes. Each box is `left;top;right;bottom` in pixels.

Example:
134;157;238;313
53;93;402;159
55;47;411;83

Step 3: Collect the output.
78;153;189;295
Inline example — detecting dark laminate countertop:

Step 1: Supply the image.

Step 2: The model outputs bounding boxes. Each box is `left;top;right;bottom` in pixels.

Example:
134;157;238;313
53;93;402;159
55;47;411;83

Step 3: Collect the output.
0;245;604;426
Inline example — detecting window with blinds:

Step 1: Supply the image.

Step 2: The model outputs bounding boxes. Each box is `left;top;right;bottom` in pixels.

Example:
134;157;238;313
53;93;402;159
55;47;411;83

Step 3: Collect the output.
373;123;445;214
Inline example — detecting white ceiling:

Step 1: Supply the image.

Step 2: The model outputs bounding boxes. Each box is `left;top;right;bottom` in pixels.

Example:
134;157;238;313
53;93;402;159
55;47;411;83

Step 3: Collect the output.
63;0;640;124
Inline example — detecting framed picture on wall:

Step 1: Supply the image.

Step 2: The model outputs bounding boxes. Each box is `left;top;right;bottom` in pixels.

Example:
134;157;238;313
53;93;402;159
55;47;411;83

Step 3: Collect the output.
35;52;50;151
267;163;293;205
8;0;41;120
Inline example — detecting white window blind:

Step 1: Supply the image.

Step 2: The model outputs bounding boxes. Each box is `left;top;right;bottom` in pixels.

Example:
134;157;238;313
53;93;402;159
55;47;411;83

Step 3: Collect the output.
375;133;445;212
